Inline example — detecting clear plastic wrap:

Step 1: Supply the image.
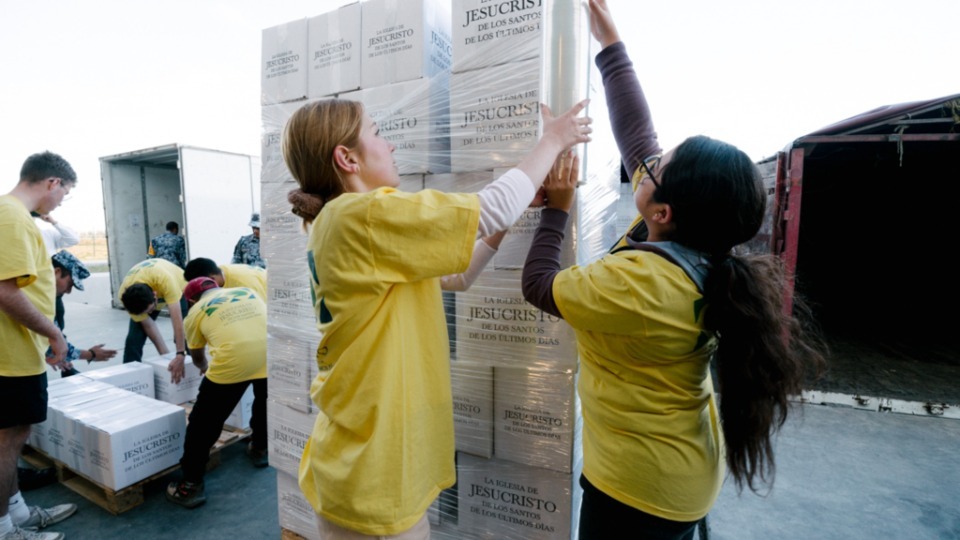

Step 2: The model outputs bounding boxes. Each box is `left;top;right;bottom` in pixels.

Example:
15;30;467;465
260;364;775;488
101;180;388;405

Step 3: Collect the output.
261;0;626;537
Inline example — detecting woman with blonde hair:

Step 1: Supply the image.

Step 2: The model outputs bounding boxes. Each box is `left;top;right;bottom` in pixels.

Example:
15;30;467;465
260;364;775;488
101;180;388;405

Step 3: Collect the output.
283;97;591;538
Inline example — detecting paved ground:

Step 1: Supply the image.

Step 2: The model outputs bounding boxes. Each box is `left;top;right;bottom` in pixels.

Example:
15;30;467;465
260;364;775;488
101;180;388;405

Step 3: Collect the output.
20;273;960;539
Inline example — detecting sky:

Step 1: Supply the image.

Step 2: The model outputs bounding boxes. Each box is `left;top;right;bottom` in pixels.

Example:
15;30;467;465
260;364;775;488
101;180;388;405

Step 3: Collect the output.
2;0;957;233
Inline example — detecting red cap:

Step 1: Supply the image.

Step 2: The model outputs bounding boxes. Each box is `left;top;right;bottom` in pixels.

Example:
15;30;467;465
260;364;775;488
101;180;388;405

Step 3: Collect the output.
184;277;219;304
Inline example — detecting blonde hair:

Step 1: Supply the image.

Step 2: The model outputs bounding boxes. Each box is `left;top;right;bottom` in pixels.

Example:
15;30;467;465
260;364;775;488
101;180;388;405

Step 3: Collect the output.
282;99;365;224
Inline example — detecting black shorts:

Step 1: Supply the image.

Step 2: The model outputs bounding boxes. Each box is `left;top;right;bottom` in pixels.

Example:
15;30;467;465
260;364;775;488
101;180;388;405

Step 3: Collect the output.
0;372;48;428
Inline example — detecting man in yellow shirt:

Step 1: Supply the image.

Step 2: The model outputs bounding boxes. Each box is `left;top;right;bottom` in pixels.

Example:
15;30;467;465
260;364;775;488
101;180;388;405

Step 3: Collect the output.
166;277;268;509
0;151;79;540
118;259;188;382
182;257;266;299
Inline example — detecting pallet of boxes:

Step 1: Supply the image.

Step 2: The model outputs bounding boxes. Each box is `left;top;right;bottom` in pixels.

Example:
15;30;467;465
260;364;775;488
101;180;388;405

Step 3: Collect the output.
261;0;622;538
24;356;253;514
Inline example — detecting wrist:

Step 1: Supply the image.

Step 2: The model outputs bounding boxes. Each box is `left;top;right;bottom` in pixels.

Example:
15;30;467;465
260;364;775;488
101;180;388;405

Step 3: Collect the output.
176;350;186;357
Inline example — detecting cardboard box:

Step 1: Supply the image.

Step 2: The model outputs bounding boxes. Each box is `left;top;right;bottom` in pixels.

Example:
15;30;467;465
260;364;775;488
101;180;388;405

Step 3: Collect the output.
342;76;451;174
308;2;362;97
455;453;581;539
81;362;156;398
452;0;542;74
267;333;318;414
454;270;577;369
451;362;493;458
144;354;203;405
277;471;321;539
260;102;302;184
266;258;317;336
360;0;452;88
449;57;541;172
493;367;581;473
262;18;309;104
267;399;317;478
224;384;255;431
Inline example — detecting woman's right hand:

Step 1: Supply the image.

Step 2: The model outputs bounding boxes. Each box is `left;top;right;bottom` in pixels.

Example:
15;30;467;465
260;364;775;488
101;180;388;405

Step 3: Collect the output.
589;0;621;49
540;100;592;155
544;151;580;213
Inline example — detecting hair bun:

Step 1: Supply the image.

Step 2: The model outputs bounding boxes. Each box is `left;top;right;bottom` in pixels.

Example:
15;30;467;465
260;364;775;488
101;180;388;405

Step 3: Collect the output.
288;188;325;222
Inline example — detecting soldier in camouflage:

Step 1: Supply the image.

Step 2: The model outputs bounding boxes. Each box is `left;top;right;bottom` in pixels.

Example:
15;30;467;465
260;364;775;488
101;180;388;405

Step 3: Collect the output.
232;213;265;269
149;221;187;269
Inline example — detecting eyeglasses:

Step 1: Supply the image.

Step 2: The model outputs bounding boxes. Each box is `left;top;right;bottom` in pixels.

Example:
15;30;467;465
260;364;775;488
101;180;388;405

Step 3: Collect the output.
51;177;73;201
631;155;662;193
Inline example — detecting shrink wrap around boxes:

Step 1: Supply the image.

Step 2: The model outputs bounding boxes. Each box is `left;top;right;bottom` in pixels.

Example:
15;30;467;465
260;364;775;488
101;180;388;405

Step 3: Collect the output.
451;362;494;458
342;77;451;174
260;102;301;184
452;0;543;74
277;471;321;540
81;362;156;398
224;384;255;431
144;354;203;405
260;178;308;263
443;453;582;540
267;333;317;414
449;57;541;172
34;378;187;491
493;367;581;474
267;399;317;477
360;0;452;88
308;2;362;98
261;18;308;104
455;270;578;370
267;258;317;336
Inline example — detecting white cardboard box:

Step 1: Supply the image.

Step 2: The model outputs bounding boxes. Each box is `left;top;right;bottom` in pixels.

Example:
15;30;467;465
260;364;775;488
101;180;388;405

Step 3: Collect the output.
449;57;541;172
266;258;317;336
267;333;318;414
262;18;309;104
455;452;581;539
277;471;321;540
225;384;255;431
267;399;317;478
81;362;156;398
454;270;578;369
493;367;581;473
308;2;362;98
341;76;451;174
451;362;494;458
144;354;203;405
452;0;542;74
360;0;452;88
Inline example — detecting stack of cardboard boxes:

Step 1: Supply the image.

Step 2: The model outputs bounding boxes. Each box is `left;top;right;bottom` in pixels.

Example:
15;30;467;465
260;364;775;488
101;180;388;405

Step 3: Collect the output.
261;1;623;538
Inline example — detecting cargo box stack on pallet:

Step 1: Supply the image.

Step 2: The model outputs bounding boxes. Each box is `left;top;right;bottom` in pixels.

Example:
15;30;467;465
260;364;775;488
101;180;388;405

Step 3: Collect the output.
24;357;252;514
260;0;623;538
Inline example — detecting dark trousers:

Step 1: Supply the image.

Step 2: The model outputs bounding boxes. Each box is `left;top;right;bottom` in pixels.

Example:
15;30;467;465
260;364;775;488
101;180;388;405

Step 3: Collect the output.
578;475;701;540
123;298;188;363
179;377;267;483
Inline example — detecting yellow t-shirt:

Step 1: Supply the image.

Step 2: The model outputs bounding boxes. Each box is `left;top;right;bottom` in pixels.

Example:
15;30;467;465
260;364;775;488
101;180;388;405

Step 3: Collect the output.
553;249;724;522
183;287;266;384
117;259;187;321
219;263;266;299
0;195;56;376
298;188;480;535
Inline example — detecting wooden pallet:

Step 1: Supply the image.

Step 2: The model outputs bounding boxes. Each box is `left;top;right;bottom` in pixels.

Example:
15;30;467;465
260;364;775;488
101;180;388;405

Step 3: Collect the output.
23;423;251;515
280;528;309;540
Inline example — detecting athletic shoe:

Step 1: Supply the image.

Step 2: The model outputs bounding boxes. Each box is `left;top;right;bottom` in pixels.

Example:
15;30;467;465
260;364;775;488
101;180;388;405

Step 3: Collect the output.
166;480;206;509
18;505;77;529
0;526;64;540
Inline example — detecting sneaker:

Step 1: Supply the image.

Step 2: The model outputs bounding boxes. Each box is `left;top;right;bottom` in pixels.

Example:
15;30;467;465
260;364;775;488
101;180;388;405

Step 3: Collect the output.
246;443;269;468
0;526;64;540
18;504;77;529
166;480;206;509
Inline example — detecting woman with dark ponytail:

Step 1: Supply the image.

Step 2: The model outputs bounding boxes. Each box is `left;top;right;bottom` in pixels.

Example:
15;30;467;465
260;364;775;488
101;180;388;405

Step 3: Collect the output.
282;97;591;539
521;1;826;538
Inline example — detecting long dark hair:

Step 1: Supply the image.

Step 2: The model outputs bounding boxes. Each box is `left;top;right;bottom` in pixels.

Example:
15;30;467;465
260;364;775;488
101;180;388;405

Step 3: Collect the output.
659;135;827;492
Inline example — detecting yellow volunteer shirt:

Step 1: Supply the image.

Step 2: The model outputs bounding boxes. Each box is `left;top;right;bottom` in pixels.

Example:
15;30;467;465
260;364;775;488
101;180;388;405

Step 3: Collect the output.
184;287;266;384
0;195;56;376
553;249;724;522
299;188;479;535
219;263;267;300
118;259;187;321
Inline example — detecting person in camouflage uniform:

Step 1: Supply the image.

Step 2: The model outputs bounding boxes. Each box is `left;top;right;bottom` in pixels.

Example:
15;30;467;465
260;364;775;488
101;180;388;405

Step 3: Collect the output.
231;213;265;269
149;221;187;269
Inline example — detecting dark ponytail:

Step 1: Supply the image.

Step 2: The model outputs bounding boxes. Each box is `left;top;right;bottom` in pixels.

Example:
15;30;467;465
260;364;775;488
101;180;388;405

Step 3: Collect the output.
704;253;826;492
